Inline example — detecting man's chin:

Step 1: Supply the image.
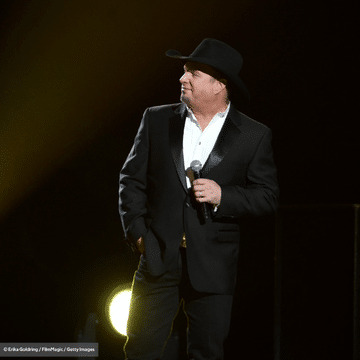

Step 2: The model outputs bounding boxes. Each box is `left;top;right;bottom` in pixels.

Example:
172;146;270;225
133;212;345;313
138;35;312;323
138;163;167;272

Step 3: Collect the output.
180;94;191;106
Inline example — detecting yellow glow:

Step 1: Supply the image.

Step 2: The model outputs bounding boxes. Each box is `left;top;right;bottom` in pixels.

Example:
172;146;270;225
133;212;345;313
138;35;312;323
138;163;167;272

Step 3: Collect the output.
108;289;132;336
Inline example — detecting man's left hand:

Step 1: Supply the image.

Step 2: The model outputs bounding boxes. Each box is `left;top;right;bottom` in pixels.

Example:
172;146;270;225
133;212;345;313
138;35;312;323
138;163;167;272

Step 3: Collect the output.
193;179;221;205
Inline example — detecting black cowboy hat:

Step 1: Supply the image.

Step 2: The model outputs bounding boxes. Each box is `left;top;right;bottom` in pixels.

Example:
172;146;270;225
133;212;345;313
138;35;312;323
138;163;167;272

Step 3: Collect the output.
166;38;250;101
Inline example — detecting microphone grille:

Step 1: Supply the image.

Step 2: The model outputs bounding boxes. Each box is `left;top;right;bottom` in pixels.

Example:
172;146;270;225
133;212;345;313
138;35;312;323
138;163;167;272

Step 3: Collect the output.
190;160;202;172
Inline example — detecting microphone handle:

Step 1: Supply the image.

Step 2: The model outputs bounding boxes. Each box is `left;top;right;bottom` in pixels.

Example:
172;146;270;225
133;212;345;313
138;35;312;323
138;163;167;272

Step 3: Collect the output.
193;170;209;220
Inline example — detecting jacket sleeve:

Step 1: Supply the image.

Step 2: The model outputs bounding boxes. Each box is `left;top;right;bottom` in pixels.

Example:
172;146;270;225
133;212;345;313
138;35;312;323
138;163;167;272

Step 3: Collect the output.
119;108;150;247
214;127;279;218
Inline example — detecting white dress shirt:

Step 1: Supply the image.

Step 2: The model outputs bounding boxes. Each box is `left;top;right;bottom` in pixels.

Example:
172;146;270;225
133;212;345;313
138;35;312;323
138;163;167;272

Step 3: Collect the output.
183;103;231;189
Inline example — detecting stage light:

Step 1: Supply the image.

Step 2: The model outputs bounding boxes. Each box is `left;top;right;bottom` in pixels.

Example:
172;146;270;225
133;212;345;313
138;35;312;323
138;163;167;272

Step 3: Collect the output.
107;286;132;336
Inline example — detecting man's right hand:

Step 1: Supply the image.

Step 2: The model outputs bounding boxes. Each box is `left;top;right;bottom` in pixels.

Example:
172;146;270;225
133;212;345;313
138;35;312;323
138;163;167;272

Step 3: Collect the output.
136;237;145;254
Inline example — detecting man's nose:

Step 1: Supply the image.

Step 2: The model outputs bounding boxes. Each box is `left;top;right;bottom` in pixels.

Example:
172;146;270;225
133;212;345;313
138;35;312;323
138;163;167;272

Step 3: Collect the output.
180;72;188;83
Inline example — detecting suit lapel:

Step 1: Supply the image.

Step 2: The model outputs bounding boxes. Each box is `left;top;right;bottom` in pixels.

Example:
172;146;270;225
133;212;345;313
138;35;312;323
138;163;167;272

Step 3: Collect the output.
169;103;242;186
169;104;188;192
201;104;242;177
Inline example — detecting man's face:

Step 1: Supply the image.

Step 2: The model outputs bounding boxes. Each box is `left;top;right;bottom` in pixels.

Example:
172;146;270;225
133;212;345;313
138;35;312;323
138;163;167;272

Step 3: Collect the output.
179;62;217;108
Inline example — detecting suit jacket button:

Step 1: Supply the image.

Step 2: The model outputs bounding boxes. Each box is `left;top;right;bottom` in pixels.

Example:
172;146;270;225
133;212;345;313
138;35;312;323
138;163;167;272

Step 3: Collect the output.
185;203;190;208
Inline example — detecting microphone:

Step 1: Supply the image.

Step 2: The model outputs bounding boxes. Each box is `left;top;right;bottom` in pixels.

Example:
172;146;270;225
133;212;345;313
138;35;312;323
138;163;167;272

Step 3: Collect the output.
190;160;209;220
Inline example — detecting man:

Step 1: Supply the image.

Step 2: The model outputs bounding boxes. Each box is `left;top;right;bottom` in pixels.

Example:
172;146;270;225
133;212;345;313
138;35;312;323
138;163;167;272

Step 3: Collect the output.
119;38;279;360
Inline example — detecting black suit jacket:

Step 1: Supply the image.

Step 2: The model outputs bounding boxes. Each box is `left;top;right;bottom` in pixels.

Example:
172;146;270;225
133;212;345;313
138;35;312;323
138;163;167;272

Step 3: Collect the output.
119;102;279;294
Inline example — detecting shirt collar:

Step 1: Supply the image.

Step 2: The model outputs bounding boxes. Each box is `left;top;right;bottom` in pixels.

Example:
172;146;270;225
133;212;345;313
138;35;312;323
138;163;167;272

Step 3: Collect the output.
218;102;231;118
186;102;231;123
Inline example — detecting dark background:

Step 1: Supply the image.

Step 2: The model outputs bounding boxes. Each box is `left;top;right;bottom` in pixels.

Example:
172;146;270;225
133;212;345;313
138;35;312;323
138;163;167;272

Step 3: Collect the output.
0;0;359;359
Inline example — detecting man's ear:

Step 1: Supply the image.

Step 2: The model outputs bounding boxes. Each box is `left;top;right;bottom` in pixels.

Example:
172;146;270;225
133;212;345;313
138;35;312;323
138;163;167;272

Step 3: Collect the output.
213;79;227;95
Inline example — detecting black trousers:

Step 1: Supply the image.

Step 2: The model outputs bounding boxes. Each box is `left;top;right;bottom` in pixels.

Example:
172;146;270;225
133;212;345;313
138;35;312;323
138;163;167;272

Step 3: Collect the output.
124;248;233;360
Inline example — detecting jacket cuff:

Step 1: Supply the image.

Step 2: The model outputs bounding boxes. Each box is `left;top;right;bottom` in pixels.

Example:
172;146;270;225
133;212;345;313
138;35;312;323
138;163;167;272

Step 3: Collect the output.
127;216;147;244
